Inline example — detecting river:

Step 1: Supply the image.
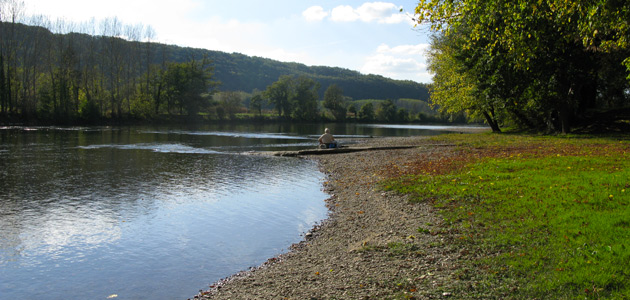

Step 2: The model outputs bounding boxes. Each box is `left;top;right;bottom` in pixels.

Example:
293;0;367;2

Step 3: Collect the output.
0;123;482;300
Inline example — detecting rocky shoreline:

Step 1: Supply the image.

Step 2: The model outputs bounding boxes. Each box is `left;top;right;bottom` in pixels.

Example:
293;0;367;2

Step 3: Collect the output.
192;136;470;299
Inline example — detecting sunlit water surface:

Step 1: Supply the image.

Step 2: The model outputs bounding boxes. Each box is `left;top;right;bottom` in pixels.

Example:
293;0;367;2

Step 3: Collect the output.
0;124;484;299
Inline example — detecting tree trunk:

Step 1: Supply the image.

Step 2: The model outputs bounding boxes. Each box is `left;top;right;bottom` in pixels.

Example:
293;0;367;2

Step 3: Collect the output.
558;101;571;134
482;111;501;133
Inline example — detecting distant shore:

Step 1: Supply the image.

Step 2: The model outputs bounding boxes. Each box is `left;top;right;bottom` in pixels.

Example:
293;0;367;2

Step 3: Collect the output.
193;135;469;299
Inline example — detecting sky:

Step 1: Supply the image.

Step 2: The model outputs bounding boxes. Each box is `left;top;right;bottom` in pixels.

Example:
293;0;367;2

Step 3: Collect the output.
20;0;433;83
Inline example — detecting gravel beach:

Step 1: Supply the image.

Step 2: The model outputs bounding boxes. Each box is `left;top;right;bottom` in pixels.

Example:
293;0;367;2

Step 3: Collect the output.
193;136;470;299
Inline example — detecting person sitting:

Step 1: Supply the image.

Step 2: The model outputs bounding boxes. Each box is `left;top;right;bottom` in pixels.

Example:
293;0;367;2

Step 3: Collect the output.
318;128;337;148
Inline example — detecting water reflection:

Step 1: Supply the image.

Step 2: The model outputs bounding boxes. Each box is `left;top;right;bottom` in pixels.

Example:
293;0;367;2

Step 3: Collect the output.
78;143;223;154
140;129;309;140
0;126;331;299
0;124;483;299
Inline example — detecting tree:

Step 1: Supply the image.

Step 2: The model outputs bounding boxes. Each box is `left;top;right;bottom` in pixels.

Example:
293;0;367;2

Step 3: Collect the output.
357;102;374;122
264;75;292;117
216;91;242;119
161;58;217;116
347;103;357;119
263;75;321;121
249;92;264;117
290;75;319;121
416;0;630;133
376;99;397;122
554;0;630;77
426;32;503;132
323;84;346;121
397;108;409;122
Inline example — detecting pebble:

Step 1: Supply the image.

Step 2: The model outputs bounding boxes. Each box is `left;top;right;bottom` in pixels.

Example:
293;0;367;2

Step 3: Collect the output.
197;137;468;299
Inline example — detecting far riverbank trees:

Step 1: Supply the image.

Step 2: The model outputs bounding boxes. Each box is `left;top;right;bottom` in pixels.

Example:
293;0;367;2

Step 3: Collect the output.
0;2;436;125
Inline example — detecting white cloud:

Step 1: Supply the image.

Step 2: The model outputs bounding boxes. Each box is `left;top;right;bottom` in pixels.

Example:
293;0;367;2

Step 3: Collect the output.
380;13;414;25
327;2;408;24
376;43;430;55
160;17;269;54
356;2;398;22
166;17;317;66
330;5;360;22
302;6;329;22
361;43;432;83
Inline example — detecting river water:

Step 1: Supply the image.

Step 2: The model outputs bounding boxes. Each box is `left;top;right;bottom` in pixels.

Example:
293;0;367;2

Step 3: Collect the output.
0;123;481;300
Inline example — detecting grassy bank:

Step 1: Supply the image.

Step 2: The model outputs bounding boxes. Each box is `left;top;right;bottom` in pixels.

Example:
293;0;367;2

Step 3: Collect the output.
385;133;630;299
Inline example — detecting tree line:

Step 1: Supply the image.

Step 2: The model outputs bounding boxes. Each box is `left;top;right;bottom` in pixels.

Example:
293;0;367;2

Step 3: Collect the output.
0;0;224;123
172;48;430;102
213;78;450;123
0;0;433;125
416;0;630;133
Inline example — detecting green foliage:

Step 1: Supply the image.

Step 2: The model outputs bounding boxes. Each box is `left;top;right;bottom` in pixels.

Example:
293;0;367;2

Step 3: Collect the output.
0;20;429;124
291;76;320;121
264;75;292;117
249;92;264;116
396;98;434;115
357;102;375;122
215;91;243;120
417;0;630;133
353;98;437;118
129;93;153;120
262;75;320;121
168;47;429;102
160;59;217;116
347;102;357;118
376;99;398;122
323;84;346;121
386;134;630;298
386;242;423;257
397;108;409;122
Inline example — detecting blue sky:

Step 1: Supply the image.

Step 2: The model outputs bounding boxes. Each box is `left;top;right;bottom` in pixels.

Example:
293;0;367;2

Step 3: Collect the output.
21;0;432;83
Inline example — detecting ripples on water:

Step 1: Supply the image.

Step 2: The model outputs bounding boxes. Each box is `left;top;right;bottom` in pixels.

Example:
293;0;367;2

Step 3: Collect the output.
0;124;481;299
0;127;329;299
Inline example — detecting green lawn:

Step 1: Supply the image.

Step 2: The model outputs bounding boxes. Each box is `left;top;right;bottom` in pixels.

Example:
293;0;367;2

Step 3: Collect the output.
386;133;630;299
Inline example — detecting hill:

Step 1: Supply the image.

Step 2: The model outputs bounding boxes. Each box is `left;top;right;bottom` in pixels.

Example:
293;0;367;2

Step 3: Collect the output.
0;21;430;123
54;23;429;100
155;45;429;101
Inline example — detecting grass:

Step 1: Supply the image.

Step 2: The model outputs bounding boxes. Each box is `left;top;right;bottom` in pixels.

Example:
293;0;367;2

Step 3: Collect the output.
357;242;425;257
385;133;630;299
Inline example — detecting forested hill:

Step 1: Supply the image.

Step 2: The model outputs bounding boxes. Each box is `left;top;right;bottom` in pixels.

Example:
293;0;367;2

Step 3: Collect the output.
170;47;429;101
12;22;429;101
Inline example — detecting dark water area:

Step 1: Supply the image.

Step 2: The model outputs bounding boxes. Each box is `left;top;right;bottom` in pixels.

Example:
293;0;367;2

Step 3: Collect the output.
0;123;485;299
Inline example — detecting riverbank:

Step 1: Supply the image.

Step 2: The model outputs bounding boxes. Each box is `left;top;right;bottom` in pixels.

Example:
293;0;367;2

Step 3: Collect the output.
193;136;469;299
193;132;630;299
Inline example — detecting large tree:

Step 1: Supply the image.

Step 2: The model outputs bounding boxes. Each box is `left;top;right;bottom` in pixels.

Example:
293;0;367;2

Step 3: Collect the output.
357;102;374;122
264;75;292;118
291;75;319;121
264;75;320;121
375;99;397;122
426;32;501;132
161;58;217;116
323;84;346;121
416;0;630;133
